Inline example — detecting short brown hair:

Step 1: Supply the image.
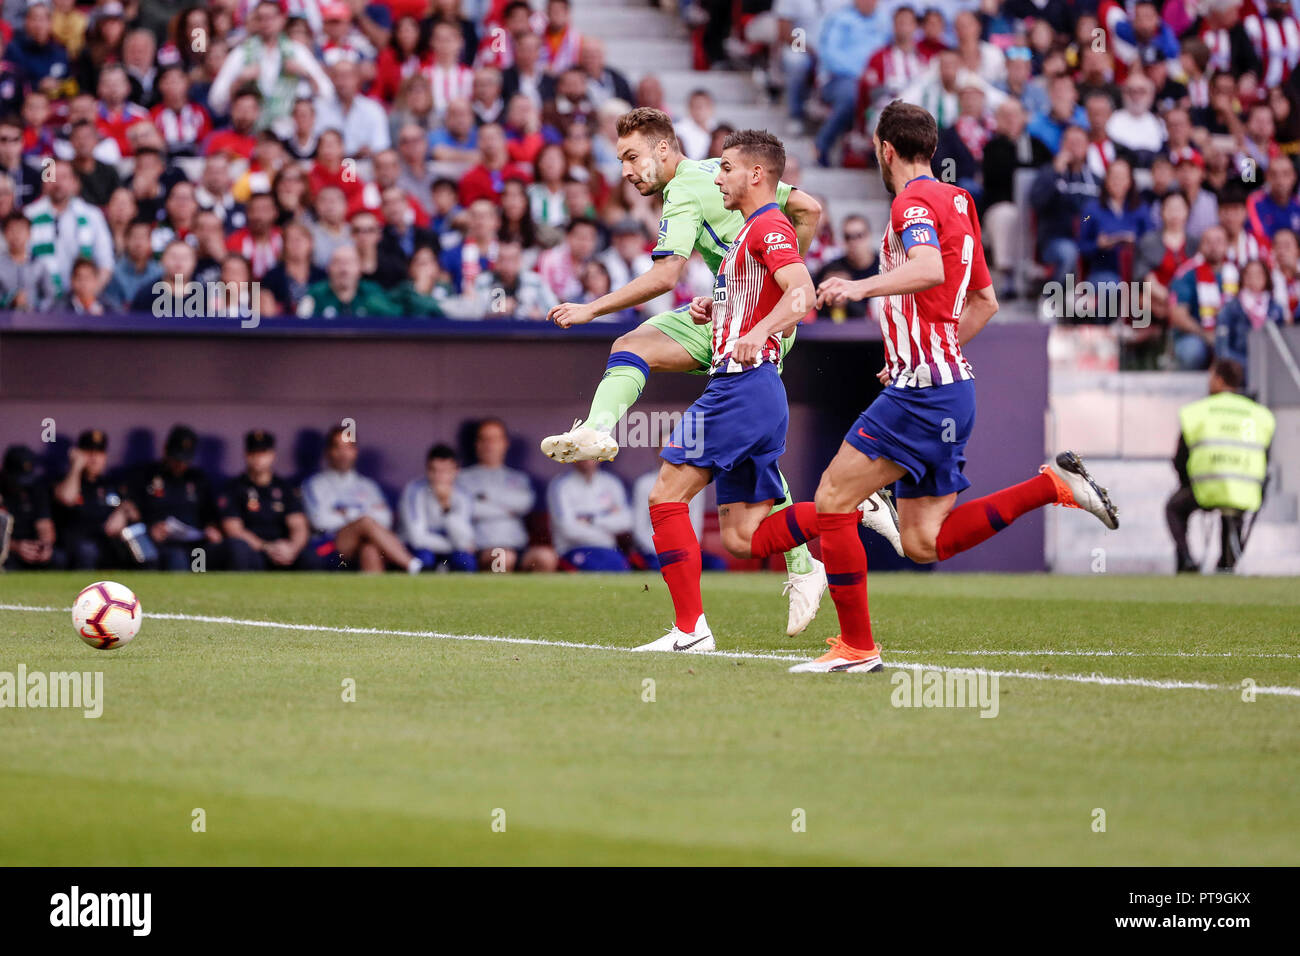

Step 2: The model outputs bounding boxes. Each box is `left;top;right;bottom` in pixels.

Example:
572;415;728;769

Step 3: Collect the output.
1211;358;1245;390
721;128;786;181
875;100;938;163
615;107;678;149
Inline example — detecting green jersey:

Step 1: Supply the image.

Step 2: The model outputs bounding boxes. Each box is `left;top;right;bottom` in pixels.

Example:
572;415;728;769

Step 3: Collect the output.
651;157;795;275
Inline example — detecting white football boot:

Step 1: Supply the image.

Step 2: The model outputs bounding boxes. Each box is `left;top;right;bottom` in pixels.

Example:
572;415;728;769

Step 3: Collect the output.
788;636;885;673
633;613;716;652
1039;451;1119;530
859;489;904;557
540;419;620;463
782;557;827;636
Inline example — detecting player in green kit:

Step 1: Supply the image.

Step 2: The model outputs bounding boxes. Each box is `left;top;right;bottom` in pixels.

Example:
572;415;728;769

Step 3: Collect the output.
542;108;901;637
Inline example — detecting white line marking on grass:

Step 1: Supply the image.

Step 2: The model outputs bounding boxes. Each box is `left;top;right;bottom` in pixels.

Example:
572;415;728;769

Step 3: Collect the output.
3;603;1299;698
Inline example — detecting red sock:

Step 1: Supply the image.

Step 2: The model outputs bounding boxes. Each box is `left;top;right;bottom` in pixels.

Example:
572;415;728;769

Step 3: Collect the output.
750;501;820;558
650;502;703;632
934;473;1057;561
819;512;875;651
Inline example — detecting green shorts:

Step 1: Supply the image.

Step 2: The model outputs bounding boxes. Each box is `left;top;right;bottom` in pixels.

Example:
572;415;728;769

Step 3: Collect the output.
645;306;797;374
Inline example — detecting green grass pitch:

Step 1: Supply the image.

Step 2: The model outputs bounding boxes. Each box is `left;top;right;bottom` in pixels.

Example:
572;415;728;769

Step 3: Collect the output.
1;571;1297;865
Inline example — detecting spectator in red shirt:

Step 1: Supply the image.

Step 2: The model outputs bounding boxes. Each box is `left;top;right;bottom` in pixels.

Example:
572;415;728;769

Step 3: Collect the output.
205;89;260;160
459;123;533;206
372;15;431;104
95;63;150;156
225;192;284;280
308;128;364;205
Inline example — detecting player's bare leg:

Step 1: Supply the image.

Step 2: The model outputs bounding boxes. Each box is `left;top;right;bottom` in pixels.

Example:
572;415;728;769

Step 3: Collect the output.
334;516;421;573
541;325;696;464
634;460;715;652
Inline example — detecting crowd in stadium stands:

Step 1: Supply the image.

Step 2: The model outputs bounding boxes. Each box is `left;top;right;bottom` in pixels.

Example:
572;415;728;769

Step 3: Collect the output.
0;0;1297;367
0;421;728;572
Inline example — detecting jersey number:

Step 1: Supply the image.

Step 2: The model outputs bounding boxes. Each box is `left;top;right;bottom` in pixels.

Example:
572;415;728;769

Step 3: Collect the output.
952;234;974;319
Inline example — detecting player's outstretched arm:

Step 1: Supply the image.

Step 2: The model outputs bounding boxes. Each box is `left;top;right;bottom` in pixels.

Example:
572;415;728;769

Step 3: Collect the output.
957;284;998;346
548;254;688;327
732;262;816;367
783;189;823;256
817;244;944;307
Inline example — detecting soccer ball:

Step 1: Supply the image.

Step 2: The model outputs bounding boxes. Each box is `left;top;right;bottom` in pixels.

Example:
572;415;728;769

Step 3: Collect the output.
72;581;142;650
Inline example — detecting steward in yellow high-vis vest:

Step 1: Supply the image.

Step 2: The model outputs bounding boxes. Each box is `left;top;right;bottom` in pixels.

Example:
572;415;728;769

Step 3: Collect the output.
1180;391;1275;511
1166;359;1274;573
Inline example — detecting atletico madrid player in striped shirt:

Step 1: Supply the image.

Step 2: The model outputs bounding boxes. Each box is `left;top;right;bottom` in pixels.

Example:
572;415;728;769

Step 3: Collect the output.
744;101;1121;673
633;130;816;653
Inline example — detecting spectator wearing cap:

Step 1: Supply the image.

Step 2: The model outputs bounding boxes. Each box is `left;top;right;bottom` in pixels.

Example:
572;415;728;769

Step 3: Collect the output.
1171;148;1221;245
1030;125;1101;286
121;425;223;571
52;429;123;569
23;157;114;297
210;0;334;132
1247;158;1300;244
0;444;60;569
315;57;390;158
813;0;889;165
302;424;424;573
7;1;69;98
398;443;476;572
0;211;57;310
219;430;322;571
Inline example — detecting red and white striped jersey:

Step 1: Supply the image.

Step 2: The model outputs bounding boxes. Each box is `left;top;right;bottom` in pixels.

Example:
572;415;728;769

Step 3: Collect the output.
425;62;475;114
1243;9;1300;87
710;203;804;375
151;102;211;154
878;176;990;389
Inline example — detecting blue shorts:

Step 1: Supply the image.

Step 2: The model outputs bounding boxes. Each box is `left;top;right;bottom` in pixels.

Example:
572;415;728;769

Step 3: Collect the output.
845;379;976;499
661;363;788;505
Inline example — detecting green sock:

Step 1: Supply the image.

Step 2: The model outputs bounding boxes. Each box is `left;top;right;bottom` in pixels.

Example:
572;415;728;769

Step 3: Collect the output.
770;471;813;575
581;364;646;433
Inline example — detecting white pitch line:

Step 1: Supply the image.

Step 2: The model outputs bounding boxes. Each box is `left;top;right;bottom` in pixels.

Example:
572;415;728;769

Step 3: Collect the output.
3;602;1299;698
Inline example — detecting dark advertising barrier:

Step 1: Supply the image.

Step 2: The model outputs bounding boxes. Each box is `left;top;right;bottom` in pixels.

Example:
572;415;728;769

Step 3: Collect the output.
0;315;1048;570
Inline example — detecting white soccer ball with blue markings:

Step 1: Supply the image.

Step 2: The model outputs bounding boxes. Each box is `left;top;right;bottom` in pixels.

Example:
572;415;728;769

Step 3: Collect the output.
72;581;142;650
